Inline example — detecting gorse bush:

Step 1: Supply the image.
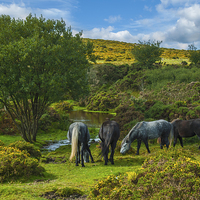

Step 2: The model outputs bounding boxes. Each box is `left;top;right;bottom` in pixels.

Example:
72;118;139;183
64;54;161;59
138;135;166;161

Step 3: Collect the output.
89;148;200;200
8;140;41;159
0;145;45;182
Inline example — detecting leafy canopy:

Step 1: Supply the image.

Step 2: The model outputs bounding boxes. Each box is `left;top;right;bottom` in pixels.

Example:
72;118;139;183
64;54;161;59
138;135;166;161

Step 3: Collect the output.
188;44;200;65
132;40;163;69
0;14;95;142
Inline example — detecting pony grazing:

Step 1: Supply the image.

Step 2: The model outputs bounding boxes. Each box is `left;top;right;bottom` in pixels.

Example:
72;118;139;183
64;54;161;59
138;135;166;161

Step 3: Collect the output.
120;119;173;155
67;122;94;167
99;119;120;165
171;118;200;149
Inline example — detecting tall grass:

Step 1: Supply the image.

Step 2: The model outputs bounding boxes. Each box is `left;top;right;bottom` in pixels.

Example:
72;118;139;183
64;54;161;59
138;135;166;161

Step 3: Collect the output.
145;66;200;90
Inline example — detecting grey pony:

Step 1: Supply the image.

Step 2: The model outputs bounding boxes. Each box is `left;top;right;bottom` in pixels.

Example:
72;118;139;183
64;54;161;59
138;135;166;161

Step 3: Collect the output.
67;122;94;167
120;119;173;155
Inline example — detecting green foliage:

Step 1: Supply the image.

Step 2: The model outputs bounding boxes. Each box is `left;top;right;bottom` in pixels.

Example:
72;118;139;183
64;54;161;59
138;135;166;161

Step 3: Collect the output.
8;140;41;159
39;107;70;131
145;66;200;90
0;14;94;142
0;146;45;182
144;101;169;119
86;91;120;111
132;40;163;69
53;101;74;112
0;140;4;146
0;111;19;135
188;44;200;65
89;148;200;200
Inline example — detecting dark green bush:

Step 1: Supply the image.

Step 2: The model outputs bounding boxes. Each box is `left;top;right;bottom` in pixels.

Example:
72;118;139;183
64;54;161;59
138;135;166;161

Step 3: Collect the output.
144;101;170;120
39;107;70;131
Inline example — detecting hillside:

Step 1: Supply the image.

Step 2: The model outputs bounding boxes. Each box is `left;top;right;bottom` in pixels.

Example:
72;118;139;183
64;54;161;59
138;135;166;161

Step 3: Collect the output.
81;39;200;138
83;38;190;65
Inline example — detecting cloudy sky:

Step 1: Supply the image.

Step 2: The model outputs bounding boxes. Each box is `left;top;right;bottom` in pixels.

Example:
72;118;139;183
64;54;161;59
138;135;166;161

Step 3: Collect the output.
1;0;200;49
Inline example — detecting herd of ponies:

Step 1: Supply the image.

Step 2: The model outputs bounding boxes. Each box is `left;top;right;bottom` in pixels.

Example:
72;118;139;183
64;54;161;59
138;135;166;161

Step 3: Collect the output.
67;118;200;167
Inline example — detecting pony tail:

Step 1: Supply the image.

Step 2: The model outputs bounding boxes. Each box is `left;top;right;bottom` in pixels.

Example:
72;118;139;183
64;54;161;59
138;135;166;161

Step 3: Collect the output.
70;125;79;161
169;123;174;146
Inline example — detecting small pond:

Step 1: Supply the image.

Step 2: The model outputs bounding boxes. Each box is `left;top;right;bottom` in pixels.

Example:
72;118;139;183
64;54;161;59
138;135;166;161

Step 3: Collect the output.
43;110;115;151
67;110;115;128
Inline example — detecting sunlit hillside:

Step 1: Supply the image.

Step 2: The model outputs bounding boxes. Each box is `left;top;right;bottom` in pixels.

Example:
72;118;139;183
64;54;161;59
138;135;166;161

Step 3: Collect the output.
83;38;190;65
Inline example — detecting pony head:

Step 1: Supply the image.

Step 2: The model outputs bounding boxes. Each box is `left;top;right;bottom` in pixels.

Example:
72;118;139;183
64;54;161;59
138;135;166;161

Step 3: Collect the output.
83;150;89;163
120;136;130;154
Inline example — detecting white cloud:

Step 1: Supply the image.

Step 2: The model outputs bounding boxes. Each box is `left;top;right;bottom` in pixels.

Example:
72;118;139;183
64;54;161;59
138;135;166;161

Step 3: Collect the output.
104;15;121;23
0;3;72;26
0;3;31;19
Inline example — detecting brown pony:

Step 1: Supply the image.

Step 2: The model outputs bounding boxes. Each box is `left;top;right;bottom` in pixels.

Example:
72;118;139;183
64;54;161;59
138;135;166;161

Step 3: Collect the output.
171;118;200;149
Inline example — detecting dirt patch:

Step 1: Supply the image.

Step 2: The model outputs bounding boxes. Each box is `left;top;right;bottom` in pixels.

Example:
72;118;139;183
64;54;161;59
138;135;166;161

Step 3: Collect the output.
40;191;88;199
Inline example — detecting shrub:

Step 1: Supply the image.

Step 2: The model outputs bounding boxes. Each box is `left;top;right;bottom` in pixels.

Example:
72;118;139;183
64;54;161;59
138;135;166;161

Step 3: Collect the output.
0;111;19;135
8;140;41;159
89;148;200;200
53;101;73;112
0;140;4;147
86;91;120;111
39;107;70;131
0;146;45;182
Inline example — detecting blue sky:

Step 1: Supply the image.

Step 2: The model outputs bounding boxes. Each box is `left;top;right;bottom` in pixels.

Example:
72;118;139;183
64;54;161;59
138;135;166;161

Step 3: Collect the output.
1;0;200;49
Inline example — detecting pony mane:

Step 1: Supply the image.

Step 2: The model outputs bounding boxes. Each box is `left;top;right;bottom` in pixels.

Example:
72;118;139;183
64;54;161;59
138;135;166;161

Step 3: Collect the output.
126;121;143;140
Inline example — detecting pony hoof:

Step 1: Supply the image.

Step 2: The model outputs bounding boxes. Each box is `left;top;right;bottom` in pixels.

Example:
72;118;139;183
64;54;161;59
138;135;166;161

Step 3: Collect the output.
82;165;85;167
91;161;95;163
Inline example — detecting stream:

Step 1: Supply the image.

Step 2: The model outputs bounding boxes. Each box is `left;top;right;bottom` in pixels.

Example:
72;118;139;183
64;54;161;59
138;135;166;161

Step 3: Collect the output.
43;110;114;151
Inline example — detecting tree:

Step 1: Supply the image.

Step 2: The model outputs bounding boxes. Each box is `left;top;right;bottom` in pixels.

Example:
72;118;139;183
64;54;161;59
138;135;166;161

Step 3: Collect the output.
0;14;95;142
132;40;163;69
188;44;200;65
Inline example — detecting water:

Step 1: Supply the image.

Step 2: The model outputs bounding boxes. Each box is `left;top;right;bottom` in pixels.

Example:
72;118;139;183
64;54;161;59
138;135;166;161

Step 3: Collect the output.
67;110;114;128
43;110;114;151
43;138;100;151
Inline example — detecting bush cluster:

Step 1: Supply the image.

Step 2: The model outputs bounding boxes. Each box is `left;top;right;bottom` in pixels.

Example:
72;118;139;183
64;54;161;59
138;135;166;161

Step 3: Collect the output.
0;142;45;182
86;91;120;111
8;140;41;159
39;107;70;131
53;101;73;112
0;110;19;135
89;148;200;199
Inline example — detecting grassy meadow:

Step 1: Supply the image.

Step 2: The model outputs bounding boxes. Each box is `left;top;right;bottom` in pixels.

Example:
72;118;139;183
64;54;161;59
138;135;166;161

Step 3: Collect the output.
1;38;200;199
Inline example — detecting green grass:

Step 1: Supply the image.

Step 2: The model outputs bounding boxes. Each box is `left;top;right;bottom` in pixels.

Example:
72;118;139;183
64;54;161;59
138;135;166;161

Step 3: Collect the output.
0;131;200;199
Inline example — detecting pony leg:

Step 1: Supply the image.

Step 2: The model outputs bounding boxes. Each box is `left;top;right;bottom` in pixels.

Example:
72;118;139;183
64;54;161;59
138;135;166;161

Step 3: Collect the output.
110;142;116;164
160;138;163;149
143;139;150;153
104;147;109;165
136;140;142;155
178;136;183;147
173;136;178;147
75;152;79;166
86;144;94;163
78;144;80;163
80;144;85;167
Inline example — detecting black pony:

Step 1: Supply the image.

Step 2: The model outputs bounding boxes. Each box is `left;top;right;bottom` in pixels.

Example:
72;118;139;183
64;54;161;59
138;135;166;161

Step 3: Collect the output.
99;119;120;165
120;119;173;155
171;118;200;149
67;122;94;167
